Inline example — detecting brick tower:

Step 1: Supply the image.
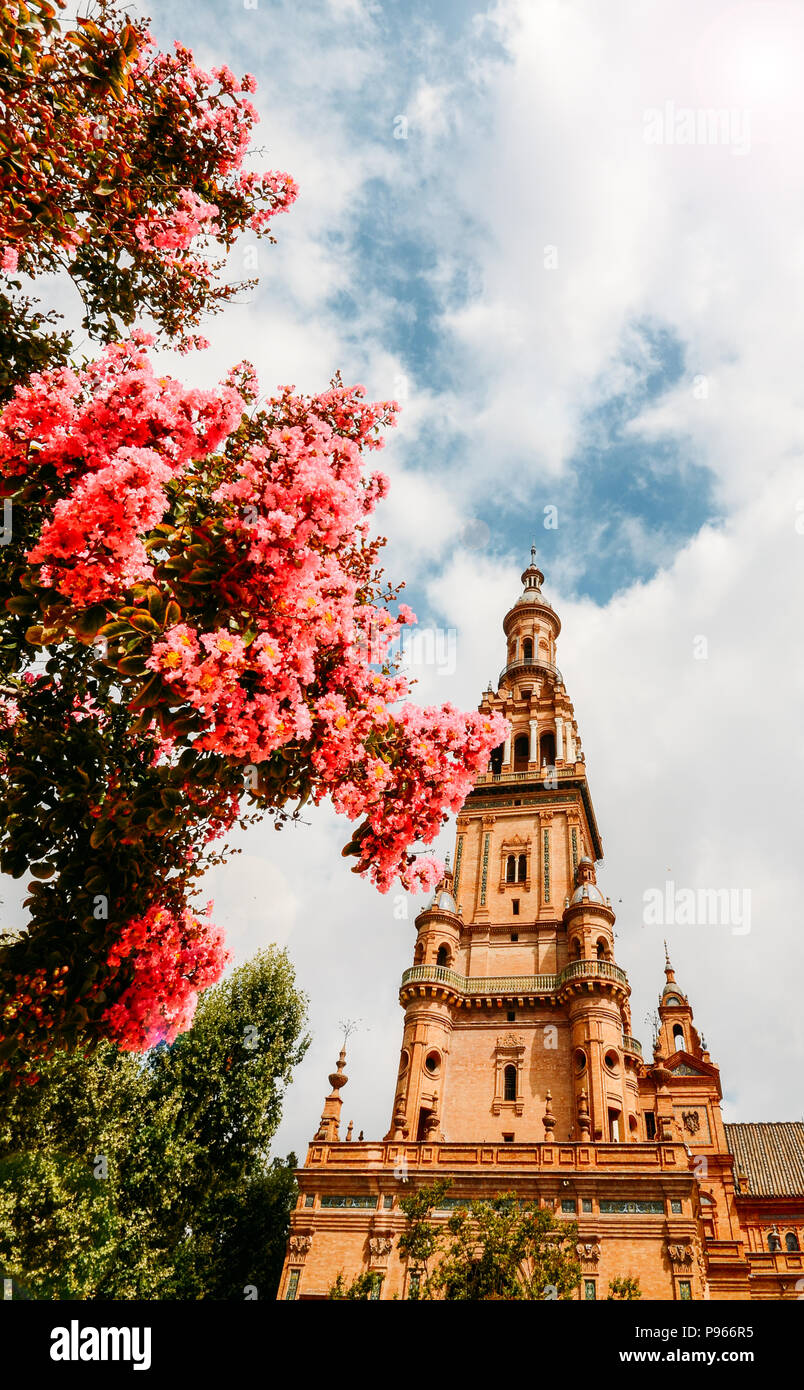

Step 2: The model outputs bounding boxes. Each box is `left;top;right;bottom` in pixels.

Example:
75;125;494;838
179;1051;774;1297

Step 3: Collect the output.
277;556;804;1300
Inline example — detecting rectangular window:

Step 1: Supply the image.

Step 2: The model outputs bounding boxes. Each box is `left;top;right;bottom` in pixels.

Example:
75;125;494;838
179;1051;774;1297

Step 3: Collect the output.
286;1269;300;1301
383;1195;393;1210
600;1200;664;1215
369;1274;382;1300
671;1200;682;1215
408;1272;421;1299
582;1199;593;1214
561;1199;577;1213
512;903;520;917
320;1195;376;1208
507;1011;516;1022
584;1279;596;1301
644;1112;657;1140
608;1109;622;1142
303;1194;315;1208
502;1133;515;1143
678;1280;692;1301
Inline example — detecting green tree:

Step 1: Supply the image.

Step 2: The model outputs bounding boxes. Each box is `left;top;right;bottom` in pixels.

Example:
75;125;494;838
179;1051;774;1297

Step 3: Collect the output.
328;1270;384;1300
607;1275;642;1300
397;1183;581;1301
0;948;308;1298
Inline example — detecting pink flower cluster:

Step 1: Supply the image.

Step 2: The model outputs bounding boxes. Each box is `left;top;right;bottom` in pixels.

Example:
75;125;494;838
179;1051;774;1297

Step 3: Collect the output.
102;903;230;1050
133;188;220;253
0;695;20;729
2;339;246;604
1;247;18;273
239;171;299;231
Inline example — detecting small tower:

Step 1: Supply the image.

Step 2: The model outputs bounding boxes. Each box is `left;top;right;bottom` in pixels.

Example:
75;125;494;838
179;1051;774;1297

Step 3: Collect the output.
389;867;460;1143
657;945;704;1062
561;857;638;1142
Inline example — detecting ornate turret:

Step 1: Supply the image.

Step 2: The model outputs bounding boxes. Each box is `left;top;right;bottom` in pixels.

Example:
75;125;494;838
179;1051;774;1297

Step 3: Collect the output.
656;946;706;1063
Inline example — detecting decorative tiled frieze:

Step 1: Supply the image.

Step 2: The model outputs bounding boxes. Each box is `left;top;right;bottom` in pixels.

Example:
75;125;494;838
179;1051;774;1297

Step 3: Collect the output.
480;832;491;906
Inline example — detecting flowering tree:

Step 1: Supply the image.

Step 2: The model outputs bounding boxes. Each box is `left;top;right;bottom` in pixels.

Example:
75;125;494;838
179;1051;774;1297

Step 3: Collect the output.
0;4;507;1077
0;0;296;392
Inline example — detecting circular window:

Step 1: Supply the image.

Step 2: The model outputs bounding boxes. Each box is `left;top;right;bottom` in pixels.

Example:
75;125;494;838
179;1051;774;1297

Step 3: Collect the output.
424;1050;441;1075
604;1049;619;1071
574;1047;587;1073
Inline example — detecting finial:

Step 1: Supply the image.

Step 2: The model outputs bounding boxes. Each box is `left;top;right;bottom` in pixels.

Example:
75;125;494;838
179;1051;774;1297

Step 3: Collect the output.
314;1029;354;1143
664;942;676;983
577;1087;591;1138
542;1089;556;1140
346;1120;354;1142
530;540;537;565
445;851;451;871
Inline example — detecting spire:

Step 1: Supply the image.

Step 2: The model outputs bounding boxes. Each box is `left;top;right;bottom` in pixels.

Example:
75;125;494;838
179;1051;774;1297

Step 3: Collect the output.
314;1044;349;1142
664;942;676;985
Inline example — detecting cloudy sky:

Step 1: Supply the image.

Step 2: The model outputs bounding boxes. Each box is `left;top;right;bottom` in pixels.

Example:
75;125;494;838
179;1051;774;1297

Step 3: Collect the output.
14;0;804;1153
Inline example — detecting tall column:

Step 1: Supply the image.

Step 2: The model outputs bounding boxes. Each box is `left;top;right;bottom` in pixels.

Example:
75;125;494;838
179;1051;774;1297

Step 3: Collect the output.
503;733;511;767
529;719;538;761
565;724;575;762
555;716;564;761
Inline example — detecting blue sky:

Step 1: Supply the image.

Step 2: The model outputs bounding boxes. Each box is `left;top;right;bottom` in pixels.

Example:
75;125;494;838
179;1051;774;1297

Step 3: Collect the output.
18;0;800;1153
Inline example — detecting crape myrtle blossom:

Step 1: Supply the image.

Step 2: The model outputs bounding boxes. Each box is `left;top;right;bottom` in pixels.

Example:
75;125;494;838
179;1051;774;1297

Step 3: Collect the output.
0;5;300;391
0;339;508;1066
102;904;230;1051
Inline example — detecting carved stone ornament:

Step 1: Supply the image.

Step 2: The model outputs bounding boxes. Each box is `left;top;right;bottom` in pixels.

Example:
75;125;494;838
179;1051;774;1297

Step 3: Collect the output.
682;1109;701;1135
368;1235;394;1267
666;1242;694;1266
288;1234;313;1258
576;1241;601;1264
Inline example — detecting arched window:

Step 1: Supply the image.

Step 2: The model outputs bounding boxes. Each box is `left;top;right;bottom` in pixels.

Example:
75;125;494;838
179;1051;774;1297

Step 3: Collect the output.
503;1065;517;1101
522;637;533;660
517;854;527;882
673;1024;685;1052
414;941;424;964
506;854;516;883
513;734;530;770
540;731;556;767
436;945;449;967
596;939;607;960
785;1232;799;1251
489;742;504;774
571;937;582;960
767;1232;781;1252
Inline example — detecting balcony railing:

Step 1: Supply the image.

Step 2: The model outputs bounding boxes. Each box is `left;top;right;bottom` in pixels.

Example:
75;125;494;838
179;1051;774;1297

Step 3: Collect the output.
622;1035;643;1058
475;767;578;785
400;964;558;995
498;656;563;685
559;959;628;987
401;958;629;996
